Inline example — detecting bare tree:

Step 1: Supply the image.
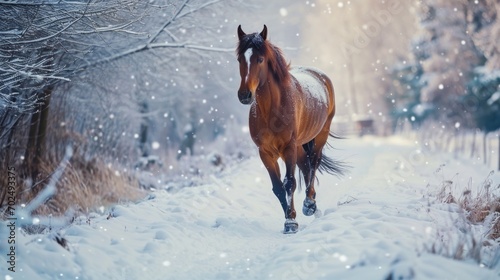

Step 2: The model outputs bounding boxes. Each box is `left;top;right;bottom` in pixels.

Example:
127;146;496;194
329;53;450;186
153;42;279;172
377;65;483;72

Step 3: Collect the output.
1;0;153;179
0;0;242;209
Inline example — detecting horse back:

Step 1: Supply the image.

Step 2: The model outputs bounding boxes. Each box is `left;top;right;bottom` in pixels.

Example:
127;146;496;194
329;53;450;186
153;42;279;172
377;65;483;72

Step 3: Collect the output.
289;67;335;142
289;66;335;115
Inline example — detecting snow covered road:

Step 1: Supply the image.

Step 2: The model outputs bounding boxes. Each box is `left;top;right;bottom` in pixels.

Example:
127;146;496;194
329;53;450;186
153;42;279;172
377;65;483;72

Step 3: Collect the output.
2;136;499;279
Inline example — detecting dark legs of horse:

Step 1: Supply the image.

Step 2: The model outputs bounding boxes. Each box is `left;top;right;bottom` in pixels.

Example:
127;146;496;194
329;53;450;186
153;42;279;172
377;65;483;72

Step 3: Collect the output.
282;144;298;233
298;140;320;216
280;173;298;234
259;151;286;212
260;147;298;234
300;124;332;216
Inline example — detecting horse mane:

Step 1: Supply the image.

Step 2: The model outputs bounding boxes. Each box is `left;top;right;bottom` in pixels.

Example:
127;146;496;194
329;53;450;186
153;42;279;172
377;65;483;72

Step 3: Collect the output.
237;33;290;83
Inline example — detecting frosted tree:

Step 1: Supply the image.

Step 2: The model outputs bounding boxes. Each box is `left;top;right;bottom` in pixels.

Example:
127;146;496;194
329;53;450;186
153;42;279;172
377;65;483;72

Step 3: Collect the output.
470;0;500;71
464;0;500;168
416;0;485;127
387;44;427;131
0;0;153;180
404;0;499;168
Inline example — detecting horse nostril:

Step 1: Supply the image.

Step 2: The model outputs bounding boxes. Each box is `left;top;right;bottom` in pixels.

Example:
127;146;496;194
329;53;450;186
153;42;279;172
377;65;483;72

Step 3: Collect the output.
238;90;253;104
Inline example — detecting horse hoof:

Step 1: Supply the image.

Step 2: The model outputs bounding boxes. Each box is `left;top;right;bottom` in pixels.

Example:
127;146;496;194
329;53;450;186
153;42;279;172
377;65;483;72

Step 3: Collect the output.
302;198;317;216
283;219;298;234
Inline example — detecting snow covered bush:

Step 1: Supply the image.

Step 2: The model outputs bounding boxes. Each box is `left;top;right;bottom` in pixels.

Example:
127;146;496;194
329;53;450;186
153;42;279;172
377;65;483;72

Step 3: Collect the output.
426;169;500;269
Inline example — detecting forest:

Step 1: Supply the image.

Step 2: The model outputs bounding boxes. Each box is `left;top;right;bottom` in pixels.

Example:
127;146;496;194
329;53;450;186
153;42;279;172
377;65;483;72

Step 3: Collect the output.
1;1;500;279
0;0;499;216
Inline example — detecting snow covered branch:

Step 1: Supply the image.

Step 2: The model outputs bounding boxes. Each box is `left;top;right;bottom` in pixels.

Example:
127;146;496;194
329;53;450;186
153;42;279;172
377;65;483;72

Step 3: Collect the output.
16;145;73;227
76;0;231;70
83;42;233;69
0;0;152;110
147;0;190;45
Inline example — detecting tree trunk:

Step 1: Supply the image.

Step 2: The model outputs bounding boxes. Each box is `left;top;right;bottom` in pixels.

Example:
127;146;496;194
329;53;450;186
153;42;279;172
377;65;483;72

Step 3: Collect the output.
32;86;52;180
24;109;41;168
498;132;500;171
0;111;20;208
139;100;149;157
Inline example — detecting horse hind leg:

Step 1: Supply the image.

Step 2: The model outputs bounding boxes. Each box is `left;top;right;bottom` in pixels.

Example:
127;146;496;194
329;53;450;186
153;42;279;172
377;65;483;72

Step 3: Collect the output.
305;126;335;217
301;139;319;216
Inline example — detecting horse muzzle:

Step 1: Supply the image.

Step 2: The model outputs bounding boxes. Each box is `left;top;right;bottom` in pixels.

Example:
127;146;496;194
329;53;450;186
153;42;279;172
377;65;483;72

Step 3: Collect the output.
238;89;254;105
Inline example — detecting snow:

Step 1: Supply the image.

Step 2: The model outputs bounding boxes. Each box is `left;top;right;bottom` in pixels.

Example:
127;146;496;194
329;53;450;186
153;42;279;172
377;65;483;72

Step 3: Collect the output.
290;67;328;105
412;103;433;117
2;136;499;279
487;91;500;106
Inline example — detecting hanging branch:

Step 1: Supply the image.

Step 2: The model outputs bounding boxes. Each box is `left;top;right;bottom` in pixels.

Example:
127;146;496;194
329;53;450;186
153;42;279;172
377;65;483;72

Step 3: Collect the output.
78;0;231;70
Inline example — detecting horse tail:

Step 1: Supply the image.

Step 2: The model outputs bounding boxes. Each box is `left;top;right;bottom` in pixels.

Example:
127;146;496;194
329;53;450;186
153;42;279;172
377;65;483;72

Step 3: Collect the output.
318;153;348;177
317;132;349;177
297;132;348;191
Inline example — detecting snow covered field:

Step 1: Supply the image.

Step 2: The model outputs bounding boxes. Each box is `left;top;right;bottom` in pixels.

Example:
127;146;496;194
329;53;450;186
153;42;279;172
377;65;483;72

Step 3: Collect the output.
2;136;499;279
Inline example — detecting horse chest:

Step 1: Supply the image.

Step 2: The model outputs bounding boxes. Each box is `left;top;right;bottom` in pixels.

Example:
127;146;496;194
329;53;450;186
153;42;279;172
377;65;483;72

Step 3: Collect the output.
249;108;293;149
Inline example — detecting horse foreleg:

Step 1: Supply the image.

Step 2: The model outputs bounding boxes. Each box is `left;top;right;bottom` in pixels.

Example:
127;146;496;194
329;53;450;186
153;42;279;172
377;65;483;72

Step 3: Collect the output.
282;144;298;234
259;150;286;214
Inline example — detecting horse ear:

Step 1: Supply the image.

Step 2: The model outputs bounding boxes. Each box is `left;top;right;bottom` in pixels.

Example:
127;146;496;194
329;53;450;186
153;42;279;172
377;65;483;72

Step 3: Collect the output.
260;24;268;40
237;25;246;40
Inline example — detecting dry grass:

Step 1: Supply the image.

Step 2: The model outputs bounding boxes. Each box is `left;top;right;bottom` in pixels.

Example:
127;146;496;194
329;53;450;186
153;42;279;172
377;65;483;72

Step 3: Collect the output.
426;172;500;269
16;154;145;217
434;172;500;240
0;97;145;223
458;175;500;240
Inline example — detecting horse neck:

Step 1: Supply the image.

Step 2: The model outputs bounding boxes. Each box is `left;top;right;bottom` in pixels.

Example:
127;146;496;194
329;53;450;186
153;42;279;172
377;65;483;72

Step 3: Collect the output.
254;78;285;118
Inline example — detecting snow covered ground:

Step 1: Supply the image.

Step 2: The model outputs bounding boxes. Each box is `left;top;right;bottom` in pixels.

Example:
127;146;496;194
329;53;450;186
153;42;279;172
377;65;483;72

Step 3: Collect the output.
2;136;499;279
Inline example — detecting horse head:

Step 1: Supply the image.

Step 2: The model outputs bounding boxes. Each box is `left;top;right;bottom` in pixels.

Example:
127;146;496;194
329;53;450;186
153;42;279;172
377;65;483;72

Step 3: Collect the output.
236;25;268;105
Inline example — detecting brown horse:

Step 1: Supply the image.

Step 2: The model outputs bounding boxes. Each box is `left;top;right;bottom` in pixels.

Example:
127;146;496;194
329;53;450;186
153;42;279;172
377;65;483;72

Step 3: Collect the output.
236;25;345;234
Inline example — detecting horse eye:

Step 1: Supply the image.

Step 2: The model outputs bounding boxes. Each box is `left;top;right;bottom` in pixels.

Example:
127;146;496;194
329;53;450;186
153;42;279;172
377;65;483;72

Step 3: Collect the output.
257;57;264;63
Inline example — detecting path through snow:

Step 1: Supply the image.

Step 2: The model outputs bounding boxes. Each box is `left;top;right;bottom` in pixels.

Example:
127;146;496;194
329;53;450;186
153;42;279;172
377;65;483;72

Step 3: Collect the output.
1;136;499;279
